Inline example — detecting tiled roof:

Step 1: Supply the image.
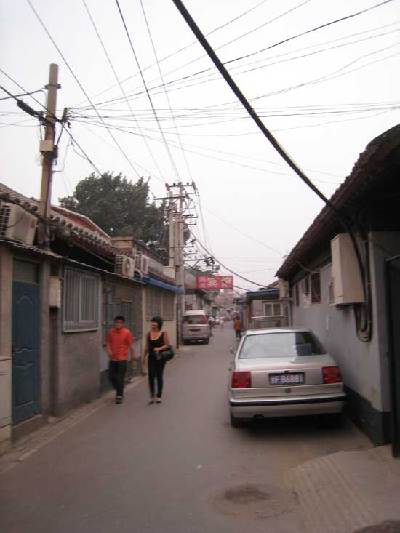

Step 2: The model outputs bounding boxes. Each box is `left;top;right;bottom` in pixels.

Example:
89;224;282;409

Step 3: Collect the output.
0;182;177;286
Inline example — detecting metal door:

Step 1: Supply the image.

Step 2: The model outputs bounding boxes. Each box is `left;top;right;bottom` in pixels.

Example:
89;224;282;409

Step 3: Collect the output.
12;263;40;423
386;256;400;457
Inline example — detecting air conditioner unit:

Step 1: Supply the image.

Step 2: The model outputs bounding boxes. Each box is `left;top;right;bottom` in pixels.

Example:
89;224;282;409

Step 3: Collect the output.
115;255;135;278
140;255;149;275
331;233;364;305
278;279;289;299
0;203;37;245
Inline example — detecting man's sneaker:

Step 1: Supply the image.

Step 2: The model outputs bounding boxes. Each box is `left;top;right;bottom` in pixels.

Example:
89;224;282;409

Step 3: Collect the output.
156;398;162;404
116;396;123;404
149;398;155;404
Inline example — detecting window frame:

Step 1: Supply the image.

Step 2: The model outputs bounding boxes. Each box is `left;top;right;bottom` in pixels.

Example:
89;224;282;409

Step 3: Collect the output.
264;302;282;317
63;268;100;332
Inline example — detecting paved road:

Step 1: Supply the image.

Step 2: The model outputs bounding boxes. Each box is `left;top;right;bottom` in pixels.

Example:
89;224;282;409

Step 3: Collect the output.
0;328;370;533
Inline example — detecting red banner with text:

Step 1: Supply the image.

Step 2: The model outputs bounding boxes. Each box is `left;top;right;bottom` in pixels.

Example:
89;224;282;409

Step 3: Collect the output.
196;275;234;290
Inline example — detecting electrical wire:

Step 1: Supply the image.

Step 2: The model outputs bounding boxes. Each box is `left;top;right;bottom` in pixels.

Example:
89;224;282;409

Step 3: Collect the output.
202;206;284;256
170;0;387;216
154;0;314;85
0;87;44;101
70;115;344;185
0;71;103;176
224;0;396;67
138;0;192;180
71;21;400;114
191;232;266;287
26;0;141;178
74;0;271;107
0;67;46;110
114;0;181;180
91;0;396;109
63;126;102;175
171;0;372;340
81;0;165;182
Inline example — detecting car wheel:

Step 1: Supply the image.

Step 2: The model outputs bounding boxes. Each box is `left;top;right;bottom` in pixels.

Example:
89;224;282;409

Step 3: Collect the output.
230;413;246;428
204;338;210;345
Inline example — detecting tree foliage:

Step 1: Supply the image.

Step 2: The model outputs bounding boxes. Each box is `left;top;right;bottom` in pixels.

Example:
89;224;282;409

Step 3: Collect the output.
59;173;167;247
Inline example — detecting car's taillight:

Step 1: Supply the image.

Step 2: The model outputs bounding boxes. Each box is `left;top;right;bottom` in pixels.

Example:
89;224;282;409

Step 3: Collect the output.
231;371;251;388
322;366;342;384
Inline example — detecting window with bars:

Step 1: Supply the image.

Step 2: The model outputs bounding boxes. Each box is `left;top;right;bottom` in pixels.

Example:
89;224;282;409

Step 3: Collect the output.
146;287;162;319
264;302;282;317
63;268;100;331
102;284;143;342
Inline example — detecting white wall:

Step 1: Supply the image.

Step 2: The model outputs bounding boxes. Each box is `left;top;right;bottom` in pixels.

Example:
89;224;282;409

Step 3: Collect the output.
291;232;400;413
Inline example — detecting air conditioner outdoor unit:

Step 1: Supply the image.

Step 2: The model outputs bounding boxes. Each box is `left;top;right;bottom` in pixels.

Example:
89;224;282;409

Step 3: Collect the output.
115;255;135;278
0;203;37;245
278;278;289;299
331;233;364;305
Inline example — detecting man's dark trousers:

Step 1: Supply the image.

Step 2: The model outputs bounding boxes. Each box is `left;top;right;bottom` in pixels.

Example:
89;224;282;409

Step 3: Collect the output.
109;360;127;397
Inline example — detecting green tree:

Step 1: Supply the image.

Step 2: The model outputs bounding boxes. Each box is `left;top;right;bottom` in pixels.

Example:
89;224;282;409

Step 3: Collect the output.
59;172;167;247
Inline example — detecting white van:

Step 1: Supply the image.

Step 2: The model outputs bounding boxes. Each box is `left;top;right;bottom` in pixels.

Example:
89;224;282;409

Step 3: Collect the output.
182;310;211;344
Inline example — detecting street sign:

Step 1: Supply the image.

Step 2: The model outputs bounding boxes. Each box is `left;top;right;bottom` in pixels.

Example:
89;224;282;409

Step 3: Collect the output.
196;275;234;290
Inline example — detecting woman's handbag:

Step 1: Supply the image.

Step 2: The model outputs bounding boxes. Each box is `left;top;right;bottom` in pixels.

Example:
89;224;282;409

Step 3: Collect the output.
156;346;175;363
159;346;175;362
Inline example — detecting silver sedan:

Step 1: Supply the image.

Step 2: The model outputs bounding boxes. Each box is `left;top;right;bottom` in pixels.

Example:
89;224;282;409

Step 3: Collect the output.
229;327;346;427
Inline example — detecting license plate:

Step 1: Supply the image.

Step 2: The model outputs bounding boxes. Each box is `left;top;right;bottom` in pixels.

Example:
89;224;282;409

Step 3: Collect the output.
190;328;200;332
269;373;304;385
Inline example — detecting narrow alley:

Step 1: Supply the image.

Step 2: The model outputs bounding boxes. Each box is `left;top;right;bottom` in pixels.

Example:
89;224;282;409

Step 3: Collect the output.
0;328;371;533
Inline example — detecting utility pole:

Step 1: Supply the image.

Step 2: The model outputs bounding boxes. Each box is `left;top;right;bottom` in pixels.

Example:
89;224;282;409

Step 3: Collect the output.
168;189;175;268
176;182;185;341
38;63;60;245
166;182;197;346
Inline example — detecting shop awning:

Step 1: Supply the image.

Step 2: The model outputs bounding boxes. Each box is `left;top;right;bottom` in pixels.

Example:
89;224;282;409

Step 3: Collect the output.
143;275;184;294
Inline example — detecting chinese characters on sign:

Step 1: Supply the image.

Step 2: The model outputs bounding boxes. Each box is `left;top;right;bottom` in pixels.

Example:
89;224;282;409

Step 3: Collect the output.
196;275;234;290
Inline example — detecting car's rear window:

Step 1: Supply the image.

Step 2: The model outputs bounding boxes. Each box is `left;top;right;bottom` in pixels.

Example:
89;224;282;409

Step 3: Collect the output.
239;332;325;359
184;315;208;325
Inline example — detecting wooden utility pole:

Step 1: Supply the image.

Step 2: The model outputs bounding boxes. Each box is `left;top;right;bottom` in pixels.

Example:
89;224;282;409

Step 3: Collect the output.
39;63;60;244
176;182;185;336
166;182;186;347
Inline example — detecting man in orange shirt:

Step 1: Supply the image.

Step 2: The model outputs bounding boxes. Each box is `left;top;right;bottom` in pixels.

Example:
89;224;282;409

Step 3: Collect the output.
233;315;243;340
106;315;135;404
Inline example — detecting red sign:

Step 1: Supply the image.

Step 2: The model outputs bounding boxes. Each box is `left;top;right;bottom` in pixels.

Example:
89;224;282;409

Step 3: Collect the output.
196;275;234;290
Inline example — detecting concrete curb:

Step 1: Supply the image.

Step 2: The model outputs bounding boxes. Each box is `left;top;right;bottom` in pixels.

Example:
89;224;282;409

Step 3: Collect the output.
287;447;400;533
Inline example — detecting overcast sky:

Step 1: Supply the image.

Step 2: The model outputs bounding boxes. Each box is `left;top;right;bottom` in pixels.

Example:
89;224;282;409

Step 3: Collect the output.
1;0;399;290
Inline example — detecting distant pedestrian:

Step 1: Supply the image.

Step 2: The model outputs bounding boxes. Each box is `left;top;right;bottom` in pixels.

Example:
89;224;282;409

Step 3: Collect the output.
106;315;135;404
144;316;171;404
220;317;224;329
233;316;242;340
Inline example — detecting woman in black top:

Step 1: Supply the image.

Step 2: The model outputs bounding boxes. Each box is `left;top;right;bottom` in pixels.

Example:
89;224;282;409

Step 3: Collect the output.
144;316;170;404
